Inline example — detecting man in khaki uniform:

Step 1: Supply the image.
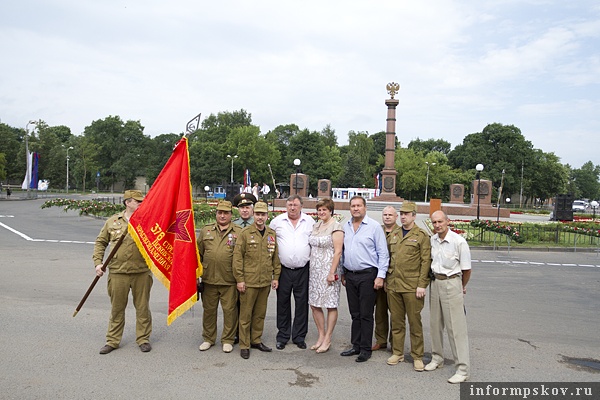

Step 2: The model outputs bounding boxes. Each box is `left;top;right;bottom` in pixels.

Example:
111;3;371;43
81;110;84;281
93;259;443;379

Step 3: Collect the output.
373;206;400;351
385;202;431;371
197;200;242;353
93;190;153;354
233;201;281;359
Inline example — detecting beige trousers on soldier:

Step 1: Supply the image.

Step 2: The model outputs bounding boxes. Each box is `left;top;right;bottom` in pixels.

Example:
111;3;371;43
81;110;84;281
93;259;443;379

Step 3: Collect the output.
106;272;153;347
201;283;239;345
374;288;391;346
429;278;469;376
388;290;425;360
238;286;270;350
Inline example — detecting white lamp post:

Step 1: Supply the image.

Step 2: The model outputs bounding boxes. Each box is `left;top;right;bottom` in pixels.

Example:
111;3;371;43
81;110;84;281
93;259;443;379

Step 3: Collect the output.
475;163;484;220
66;146;74;193
227;154;238;183
204;185;210;202
424;161;436;202
293;158;301;195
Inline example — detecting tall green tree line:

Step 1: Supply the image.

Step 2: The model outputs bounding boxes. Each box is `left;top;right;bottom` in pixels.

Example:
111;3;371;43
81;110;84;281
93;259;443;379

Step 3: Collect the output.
1;114;598;203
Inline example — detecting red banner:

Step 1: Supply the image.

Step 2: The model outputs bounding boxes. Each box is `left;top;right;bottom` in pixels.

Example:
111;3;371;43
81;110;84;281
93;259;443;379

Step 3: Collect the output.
128;137;202;325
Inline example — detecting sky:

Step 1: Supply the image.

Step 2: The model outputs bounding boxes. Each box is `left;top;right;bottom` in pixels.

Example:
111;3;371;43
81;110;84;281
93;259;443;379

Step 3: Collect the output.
1;0;599;168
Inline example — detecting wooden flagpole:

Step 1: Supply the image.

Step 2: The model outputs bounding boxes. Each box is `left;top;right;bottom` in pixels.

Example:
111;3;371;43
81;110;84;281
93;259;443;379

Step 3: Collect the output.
73;232;127;317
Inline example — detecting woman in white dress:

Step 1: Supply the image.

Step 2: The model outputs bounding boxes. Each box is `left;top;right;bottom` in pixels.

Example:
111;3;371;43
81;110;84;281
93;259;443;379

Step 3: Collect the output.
308;198;344;353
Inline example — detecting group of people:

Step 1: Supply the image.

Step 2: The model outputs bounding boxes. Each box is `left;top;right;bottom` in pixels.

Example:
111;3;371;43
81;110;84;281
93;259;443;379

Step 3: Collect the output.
93;190;472;384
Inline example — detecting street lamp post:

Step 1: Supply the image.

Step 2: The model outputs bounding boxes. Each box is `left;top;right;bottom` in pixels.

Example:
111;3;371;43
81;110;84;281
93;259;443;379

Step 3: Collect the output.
66;146;74;193
496;169;505;222
293;158;301;195
424;161;436;202
227;154;238;183
204;185;210;203
476;163;484;220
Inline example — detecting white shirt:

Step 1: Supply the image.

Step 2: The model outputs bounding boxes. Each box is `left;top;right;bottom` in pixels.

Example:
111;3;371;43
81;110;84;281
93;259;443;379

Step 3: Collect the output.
430;229;472;276
269;212;315;268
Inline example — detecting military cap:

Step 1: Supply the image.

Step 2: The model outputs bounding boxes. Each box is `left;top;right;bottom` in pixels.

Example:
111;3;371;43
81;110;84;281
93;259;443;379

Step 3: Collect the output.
124;190;144;201
216;200;233;211
253;201;268;213
399;201;417;213
232;193;257;207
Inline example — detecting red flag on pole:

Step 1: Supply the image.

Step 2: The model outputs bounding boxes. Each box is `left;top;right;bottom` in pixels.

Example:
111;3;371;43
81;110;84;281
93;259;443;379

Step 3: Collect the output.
128;137;202;325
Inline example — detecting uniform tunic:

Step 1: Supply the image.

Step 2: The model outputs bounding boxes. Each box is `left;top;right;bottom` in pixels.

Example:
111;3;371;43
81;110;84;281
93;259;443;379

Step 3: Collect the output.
386;225;431;360
197;222;242;344
233;225;281;349
93;211;152;347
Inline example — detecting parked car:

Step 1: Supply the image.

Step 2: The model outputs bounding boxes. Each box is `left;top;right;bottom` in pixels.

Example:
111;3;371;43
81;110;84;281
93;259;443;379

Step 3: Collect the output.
572;200;588;212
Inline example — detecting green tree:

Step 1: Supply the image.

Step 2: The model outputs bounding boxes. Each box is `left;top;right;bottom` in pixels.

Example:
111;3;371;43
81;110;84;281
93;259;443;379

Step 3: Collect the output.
320;124;338;148
265;123;301;183
571;161;600;200
408;138;452;155
448;123;534;199
346;131;375;186
83;116;149;191
0;123;22;182
337;152;366;188
288;129;327;193
146;134;181;186
528;150;569;204
71;135;100;192
0;153;6;182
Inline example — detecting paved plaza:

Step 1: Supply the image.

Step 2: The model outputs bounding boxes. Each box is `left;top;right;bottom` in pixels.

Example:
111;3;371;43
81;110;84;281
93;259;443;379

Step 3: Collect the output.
1;196;598;399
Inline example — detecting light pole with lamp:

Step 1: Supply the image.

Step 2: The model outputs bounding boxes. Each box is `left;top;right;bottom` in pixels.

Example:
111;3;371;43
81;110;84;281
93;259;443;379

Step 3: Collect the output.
475;163;484;220
204;185;210;203
66;146;74;193
293;158;301;195
227;154;238;183
496;169;505;222
591;200;599;221
424;161;436;202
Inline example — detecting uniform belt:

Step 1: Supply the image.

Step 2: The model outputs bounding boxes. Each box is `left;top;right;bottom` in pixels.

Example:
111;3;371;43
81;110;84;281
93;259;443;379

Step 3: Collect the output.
343;267;376;275
434;273;461;280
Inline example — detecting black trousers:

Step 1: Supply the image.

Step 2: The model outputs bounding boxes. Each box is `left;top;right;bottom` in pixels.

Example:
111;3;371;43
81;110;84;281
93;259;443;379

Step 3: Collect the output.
344;267;378;354
276;264;309;343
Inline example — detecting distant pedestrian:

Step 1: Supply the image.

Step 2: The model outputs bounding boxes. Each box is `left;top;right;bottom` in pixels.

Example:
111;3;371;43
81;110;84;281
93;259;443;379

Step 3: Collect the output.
6;187;12;198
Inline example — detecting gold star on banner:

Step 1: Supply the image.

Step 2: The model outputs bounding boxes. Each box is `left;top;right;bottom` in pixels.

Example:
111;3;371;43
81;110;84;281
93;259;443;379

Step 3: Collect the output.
167;209;192;242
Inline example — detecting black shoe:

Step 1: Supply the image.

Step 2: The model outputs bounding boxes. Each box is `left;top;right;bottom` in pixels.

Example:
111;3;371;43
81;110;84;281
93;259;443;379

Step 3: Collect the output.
99;345;115;355
295;341;307;349
233;335;239;345
240;349;250;359
340;348;360;357
276;342;286;350
250;342;272;352
356;352;371;362
139;343;152;353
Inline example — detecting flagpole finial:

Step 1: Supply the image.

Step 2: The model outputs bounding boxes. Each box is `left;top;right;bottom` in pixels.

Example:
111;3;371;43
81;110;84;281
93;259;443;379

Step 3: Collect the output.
185;113;202;136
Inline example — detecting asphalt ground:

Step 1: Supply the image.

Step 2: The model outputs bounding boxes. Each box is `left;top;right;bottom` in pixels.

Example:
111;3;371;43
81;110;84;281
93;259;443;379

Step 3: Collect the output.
1;196;599;400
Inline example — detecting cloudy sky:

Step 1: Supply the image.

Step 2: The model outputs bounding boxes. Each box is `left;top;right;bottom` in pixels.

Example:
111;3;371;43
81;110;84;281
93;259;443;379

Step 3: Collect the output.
1;0;599;167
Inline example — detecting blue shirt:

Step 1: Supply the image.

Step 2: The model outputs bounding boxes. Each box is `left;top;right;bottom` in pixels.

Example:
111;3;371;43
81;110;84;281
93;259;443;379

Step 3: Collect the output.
342;215;389;279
